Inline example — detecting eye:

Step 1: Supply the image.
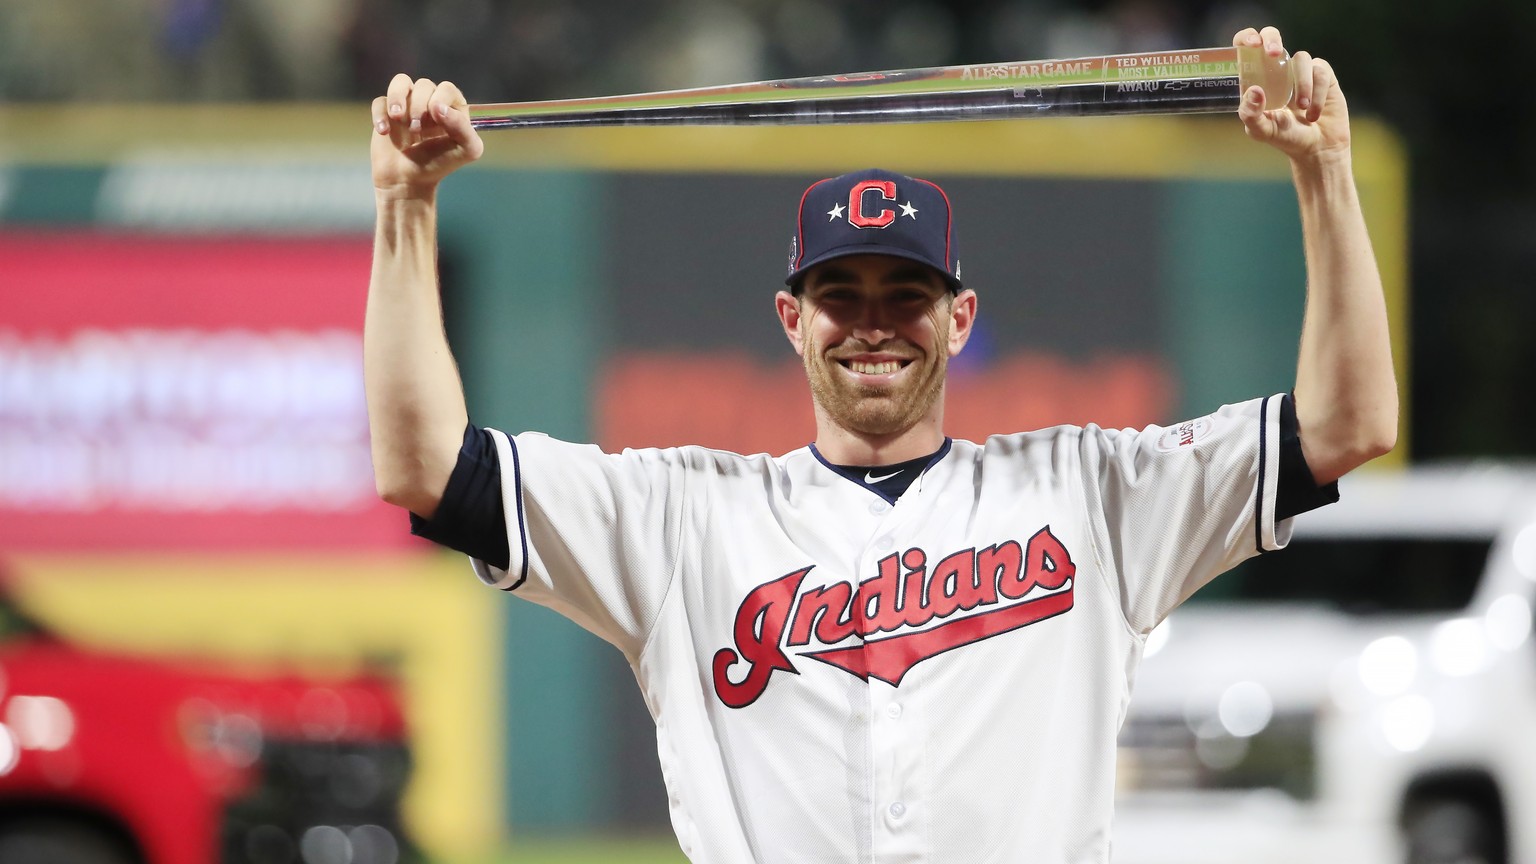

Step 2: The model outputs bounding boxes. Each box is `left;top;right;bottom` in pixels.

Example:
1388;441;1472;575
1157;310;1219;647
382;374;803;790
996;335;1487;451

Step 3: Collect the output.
889;287;940;309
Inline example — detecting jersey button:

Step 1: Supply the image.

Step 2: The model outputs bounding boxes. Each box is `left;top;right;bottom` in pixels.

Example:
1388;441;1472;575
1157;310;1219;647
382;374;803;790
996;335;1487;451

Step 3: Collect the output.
868;500;889;515
886;703;902;719
888;801;907;820
875;536;895;551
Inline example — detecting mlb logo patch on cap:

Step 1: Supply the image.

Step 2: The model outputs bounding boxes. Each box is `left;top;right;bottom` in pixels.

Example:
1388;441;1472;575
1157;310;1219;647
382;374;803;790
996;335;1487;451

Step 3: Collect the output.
785;168;962;291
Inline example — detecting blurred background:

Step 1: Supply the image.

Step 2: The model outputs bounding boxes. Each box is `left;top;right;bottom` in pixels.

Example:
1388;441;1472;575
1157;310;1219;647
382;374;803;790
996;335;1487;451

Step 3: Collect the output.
0;1;1532;863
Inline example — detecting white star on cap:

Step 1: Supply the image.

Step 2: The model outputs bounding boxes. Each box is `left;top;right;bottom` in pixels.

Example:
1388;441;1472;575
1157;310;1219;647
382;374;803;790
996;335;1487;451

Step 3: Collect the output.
900;201;919;219
827;202;846;221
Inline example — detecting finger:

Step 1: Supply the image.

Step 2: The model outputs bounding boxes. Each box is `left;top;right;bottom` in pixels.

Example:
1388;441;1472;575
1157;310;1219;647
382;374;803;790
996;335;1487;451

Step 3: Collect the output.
1238;85;1276;137
427;79;468;120
427;82;484;157
371;96;389;135
1290;51;1314;112
1232;27;1259;48
1259;25;1284;57
408;77;438;136
1308;58;1335;123
386;73;413;124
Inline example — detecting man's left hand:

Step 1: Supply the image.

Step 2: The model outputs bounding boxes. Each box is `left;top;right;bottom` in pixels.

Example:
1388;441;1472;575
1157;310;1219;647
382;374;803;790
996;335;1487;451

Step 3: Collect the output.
1236;26;1351;166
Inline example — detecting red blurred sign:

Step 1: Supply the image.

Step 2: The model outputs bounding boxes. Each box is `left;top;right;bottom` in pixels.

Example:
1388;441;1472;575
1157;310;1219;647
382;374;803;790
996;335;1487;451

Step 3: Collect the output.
0;232;417;551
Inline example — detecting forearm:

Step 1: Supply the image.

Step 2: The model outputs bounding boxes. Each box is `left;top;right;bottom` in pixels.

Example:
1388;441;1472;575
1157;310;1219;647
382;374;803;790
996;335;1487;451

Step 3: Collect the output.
1290;152;1398;483
365;193;470;517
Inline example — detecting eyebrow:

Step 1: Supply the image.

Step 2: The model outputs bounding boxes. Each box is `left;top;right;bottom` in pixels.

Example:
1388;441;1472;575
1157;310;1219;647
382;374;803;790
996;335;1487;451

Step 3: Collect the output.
808;265;857;286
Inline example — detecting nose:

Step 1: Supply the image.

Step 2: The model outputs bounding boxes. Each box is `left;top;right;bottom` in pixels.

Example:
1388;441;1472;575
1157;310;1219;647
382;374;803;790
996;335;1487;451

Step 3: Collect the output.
850;299;894;344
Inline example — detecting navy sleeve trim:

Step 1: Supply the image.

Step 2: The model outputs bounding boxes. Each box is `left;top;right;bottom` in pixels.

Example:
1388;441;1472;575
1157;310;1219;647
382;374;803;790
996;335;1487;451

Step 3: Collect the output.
503;433;530;591
409;423;512;571
1254;396;1271;555
1274;393;1341;522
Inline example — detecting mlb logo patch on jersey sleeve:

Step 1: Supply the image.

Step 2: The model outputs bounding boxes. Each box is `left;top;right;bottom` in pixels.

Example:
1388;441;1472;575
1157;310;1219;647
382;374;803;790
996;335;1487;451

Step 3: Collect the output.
1155;417;1213;452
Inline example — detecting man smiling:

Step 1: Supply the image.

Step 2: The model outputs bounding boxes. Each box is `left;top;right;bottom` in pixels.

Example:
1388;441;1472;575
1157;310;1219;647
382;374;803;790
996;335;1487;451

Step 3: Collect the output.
777;168;975;477
366;25;1396;863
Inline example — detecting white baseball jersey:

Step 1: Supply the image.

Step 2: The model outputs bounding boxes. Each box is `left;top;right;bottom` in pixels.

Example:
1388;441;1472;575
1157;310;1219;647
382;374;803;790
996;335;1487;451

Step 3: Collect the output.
470;394;1292;863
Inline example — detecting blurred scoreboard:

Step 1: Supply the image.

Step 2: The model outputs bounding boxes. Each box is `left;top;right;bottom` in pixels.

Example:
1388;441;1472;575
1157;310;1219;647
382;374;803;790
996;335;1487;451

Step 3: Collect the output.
0;232;410;551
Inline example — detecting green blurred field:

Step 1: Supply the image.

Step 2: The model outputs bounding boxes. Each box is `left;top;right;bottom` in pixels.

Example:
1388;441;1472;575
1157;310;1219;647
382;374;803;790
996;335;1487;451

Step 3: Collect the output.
466;838;689;864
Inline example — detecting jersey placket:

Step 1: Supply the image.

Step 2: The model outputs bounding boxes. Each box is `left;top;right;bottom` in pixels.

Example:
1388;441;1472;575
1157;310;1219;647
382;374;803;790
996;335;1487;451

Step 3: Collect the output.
859;492;925;863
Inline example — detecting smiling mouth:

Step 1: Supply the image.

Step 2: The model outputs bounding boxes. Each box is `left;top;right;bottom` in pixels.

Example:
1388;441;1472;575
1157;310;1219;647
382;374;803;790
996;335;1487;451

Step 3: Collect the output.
840;359;912;375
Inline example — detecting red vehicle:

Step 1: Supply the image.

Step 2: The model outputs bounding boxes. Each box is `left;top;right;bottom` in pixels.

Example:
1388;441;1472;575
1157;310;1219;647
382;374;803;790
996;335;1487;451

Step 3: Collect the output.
0;583;421;864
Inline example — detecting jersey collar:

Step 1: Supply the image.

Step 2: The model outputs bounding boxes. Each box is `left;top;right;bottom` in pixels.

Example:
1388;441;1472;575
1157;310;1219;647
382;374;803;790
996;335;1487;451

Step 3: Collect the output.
808;438;953;504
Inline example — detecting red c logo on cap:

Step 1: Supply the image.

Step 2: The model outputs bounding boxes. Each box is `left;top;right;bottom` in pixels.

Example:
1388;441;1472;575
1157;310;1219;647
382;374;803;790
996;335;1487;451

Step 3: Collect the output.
848;180;897;229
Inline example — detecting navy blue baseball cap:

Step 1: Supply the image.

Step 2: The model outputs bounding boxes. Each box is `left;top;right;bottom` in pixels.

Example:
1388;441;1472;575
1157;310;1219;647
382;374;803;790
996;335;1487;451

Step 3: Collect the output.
785;168;962;292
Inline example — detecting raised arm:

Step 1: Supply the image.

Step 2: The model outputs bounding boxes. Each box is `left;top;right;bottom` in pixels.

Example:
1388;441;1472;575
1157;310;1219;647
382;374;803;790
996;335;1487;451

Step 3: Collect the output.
1236;26;1398;484
365;75;485;517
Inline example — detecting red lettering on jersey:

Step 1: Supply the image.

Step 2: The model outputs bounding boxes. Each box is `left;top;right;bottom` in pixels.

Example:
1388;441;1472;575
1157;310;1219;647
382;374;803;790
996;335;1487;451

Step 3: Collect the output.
787;581;854;647
712;567;811;708
927;548;986;619
848;180;897;228
1023;525;1074;592
806;588;1075;686
713;526;1078;707
982;540;1027;600
992;529;1073;599
900;547;929;625
853;549;932;637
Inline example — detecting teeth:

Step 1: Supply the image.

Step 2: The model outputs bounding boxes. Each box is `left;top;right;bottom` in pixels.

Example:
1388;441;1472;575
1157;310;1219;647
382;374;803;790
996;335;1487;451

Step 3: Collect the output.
849;360;900;375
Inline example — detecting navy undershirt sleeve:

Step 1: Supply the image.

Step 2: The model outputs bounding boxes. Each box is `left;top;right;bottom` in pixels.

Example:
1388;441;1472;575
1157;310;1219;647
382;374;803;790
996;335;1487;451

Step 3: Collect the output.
409;424;511;570
1274;393;1340;521
409;397;1335;568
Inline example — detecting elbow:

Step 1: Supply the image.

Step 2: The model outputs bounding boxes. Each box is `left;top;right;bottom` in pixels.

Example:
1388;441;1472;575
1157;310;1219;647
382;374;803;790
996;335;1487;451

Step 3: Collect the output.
374;473;409;508
1354;402;1400;465
373;467;442;519
1341;432;1395;476
1364;422;1398;462
367;422;462;517
1295;386;1399;481
1315;423;1397;484
1301;408;1398;485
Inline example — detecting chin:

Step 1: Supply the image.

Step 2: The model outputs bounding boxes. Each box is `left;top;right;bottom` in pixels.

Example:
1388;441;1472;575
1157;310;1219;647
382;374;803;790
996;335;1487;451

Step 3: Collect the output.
832;400;921;437
806;361;942;437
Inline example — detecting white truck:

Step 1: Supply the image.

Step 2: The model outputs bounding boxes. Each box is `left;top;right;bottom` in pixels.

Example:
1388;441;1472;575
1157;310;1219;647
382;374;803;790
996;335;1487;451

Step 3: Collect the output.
1114;465;1536;864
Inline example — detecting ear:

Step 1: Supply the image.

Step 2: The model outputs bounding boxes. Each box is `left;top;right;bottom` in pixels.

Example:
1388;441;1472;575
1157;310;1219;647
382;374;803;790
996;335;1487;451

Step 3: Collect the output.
946;289;977;357
775;290;806;356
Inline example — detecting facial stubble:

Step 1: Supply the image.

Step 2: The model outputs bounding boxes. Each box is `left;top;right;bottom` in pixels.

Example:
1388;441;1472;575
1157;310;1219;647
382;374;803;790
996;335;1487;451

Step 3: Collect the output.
801;300;952;438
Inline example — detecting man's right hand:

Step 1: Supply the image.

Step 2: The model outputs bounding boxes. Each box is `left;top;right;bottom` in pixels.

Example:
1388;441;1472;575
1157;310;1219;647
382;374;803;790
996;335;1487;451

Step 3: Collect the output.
370;75;485;200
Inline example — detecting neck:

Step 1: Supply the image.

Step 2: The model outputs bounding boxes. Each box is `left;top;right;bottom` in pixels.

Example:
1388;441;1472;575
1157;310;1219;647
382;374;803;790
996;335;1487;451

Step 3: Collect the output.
811;407;946;466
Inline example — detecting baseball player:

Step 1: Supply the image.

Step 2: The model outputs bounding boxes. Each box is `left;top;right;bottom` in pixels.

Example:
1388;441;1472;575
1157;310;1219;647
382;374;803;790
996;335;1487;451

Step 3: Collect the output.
366;25;1395;864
